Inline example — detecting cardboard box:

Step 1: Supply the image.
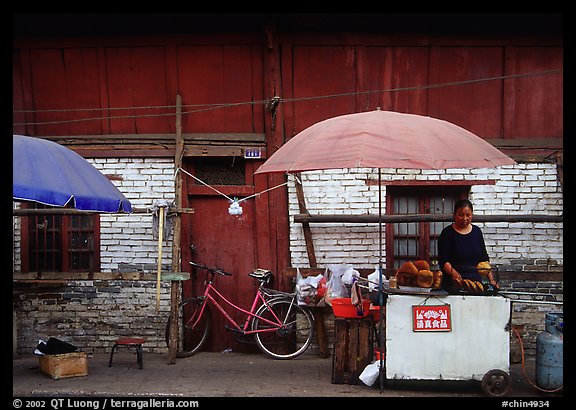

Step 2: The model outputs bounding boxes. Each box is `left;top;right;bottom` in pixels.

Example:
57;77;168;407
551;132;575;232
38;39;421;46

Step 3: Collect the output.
39;352;88;379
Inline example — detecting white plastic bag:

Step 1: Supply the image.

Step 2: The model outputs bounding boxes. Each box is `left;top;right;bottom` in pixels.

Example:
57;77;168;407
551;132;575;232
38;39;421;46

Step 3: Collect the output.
325;265;349;306
359;360;381;386
295;268;326;307
342;266;360;285
368;267;388;291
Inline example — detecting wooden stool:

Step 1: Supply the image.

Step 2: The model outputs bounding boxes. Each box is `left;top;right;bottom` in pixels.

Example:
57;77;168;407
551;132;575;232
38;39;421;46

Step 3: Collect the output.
109;338;145;369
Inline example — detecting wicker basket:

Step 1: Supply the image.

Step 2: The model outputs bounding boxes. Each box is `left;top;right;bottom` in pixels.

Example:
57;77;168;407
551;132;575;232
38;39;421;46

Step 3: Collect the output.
39;352;88;379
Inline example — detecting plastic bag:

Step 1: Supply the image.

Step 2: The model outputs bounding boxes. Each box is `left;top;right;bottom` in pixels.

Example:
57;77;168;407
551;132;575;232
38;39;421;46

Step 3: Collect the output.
342;266;360;285
325;265;350;306
359;360;381;386
295;268;327;307
35;337;78;355
368;267;387;291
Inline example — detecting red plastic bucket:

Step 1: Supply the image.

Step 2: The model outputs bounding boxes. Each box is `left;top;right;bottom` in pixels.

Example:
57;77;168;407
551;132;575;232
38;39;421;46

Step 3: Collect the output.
331;298;371;318
369;304;382;321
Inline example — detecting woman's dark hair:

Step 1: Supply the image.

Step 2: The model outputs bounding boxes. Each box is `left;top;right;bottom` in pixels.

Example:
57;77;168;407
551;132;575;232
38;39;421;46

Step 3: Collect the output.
454;199;473;214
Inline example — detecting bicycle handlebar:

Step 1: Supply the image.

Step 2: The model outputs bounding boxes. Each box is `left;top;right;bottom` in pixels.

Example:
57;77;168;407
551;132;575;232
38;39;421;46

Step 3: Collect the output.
189;261;233;276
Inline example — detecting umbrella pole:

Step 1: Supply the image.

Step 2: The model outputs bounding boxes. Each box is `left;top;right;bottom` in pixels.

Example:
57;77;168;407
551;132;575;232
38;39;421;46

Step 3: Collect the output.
378;168;384;393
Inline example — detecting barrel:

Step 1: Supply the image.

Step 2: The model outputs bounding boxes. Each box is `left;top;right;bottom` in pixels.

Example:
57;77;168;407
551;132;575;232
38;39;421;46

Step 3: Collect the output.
535;312;563;390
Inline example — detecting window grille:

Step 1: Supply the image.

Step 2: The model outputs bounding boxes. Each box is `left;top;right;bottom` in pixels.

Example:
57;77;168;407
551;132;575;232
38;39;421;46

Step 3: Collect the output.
193;157;246;186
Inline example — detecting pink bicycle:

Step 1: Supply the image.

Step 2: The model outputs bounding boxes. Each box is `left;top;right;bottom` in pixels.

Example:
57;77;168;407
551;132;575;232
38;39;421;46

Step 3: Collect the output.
166;261;314;359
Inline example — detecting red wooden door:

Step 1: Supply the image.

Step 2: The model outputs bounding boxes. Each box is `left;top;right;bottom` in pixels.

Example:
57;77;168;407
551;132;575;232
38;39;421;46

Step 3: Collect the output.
181;157;261;353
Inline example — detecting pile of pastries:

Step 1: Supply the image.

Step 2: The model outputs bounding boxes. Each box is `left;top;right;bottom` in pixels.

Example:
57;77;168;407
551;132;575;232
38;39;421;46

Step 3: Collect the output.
394;260;493;293
395;260;442;289
450;261;493;293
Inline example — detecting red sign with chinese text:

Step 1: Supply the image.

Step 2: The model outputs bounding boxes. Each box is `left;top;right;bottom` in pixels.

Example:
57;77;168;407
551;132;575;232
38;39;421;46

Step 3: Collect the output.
412;305;452;332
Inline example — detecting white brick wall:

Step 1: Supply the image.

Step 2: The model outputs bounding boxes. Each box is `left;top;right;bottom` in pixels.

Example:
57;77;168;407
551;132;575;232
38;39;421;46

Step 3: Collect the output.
16;158;562;273
91;158;175;272
12;157;177;273
288;164;563;269
13;157;176;353
13;157;563;356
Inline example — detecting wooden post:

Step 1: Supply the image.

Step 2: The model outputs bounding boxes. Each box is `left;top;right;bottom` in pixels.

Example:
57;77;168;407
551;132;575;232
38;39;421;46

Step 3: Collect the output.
168;94;184;364
156;206;164;311
294;173;329;358
294;173;317;266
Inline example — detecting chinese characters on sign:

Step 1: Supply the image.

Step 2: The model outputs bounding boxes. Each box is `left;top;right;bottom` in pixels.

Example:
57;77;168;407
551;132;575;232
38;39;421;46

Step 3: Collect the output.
412;305;452;332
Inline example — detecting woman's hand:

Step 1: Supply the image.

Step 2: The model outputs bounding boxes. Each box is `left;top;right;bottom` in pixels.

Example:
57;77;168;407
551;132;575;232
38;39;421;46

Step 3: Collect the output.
443;262;462;283
451;271;462;283
487;272;500;289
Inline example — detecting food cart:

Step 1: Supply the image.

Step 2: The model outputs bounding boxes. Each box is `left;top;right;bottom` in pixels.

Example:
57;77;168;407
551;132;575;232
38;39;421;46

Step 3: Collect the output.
253;110;519;396
380;289;512;396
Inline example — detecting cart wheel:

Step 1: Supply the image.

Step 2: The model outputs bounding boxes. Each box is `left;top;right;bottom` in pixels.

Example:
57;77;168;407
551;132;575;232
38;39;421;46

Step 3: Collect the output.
481;369;511;397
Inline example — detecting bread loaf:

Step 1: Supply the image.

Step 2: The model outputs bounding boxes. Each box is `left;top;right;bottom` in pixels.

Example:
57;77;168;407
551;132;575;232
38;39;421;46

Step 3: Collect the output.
461;279;484;293
398;261;418;275
452;278;463;290
476;261;492;276
413;260;430;271
416;270;434;288
432;270;443;289
396;271;417;287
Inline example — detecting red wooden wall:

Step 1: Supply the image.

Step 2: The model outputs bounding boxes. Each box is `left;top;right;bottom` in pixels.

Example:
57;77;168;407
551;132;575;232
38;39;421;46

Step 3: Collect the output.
13;38;266;137
13;38;563;140
12;33;564;277
13;24;563;352
280;43;562;139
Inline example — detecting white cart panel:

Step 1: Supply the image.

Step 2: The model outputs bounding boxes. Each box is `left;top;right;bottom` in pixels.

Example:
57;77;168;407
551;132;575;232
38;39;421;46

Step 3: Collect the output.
385;294;510;381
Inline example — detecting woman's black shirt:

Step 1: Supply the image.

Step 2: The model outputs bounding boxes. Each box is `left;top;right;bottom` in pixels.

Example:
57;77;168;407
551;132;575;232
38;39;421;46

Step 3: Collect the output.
438;224;489;289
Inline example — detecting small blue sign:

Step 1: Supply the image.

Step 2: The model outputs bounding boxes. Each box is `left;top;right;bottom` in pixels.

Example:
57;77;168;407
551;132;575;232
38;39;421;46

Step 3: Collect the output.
244;148;262;159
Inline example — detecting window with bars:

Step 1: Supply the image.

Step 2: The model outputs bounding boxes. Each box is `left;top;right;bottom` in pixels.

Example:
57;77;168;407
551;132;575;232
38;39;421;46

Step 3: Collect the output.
192;157;246;186
21;204;100;273
386;186;469;269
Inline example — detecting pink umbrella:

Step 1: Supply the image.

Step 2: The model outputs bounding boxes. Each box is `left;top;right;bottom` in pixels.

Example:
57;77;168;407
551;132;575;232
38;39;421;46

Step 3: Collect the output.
255;109;515;392
255;109;515;174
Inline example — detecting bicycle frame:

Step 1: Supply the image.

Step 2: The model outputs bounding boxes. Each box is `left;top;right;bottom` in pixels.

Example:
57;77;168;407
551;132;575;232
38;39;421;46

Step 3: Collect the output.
190;278;297;336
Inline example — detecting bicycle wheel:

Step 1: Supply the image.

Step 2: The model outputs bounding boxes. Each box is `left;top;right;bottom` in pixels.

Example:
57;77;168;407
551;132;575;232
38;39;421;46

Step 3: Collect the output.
252;298;314;359
165;298;210;358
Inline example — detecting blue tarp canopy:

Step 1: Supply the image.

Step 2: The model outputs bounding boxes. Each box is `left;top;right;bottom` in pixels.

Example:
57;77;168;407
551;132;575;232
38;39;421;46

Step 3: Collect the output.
13;135;132;213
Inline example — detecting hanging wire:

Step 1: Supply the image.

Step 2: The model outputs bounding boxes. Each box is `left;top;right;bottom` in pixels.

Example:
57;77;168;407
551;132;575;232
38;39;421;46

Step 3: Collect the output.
236;181;289;203
177;167;289;204
13;69;561;127
177;168;234;201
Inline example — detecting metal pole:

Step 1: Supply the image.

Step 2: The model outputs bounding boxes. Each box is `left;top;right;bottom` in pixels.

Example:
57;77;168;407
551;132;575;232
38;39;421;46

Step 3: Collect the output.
378;168;384;393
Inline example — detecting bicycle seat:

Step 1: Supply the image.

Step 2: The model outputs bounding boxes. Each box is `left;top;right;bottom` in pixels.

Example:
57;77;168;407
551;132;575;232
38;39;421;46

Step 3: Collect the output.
249;269;273;283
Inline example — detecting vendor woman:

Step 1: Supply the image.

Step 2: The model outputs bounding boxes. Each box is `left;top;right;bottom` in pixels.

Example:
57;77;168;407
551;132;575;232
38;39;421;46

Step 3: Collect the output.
438;199;498;290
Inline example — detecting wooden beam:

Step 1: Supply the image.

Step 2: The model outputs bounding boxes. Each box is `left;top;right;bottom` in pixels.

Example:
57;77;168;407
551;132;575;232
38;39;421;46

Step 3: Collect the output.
294;173;317;267
284;267;388;278
485;138;563;149
556;152;563;191
12;271;189;281
293;173;330;358
43;133;266;144
294;213;563;224
12;207;193;216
